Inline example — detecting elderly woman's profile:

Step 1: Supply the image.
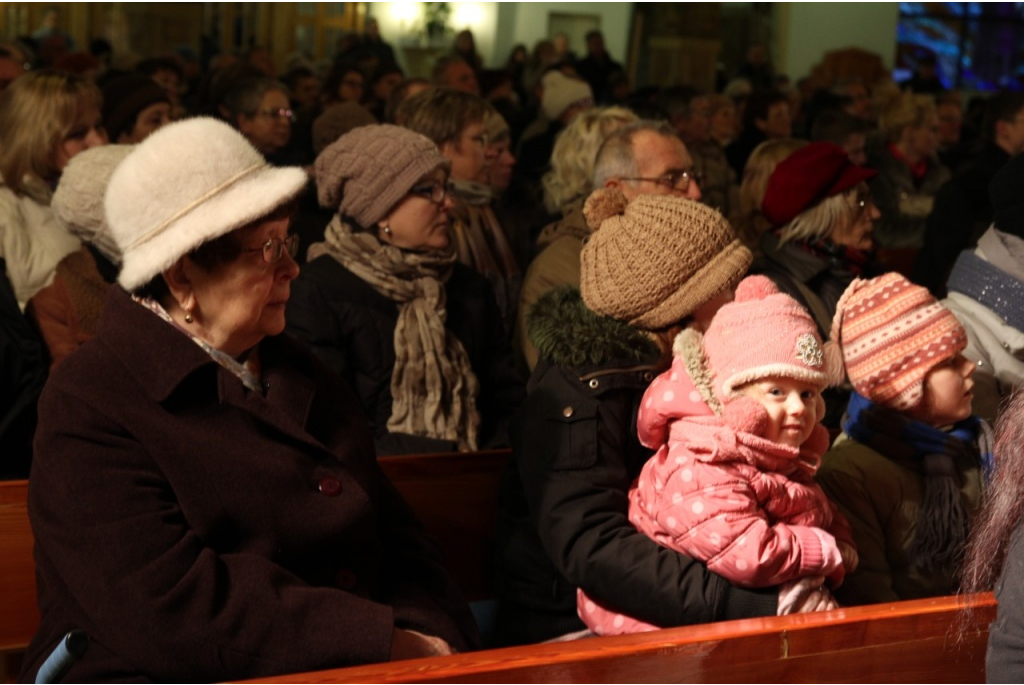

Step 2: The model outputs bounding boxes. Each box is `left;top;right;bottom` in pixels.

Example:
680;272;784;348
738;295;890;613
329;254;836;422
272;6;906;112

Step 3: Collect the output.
21;118;478;682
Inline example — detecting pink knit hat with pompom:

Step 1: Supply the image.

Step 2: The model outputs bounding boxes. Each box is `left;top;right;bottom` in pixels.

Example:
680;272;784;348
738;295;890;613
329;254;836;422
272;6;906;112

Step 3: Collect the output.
703;275;831;403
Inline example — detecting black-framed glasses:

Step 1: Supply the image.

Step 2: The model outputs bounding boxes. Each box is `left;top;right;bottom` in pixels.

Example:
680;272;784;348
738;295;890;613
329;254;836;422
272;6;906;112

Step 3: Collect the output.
255;108;295;122
245;235;299;264
409;179;454;205
620;169;704;193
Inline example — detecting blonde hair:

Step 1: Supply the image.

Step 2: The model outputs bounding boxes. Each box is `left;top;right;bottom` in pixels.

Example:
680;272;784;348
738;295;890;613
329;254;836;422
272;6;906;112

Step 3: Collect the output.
0;69;102;196
879;92;936;144
777;187;860;245
541;105;637;213
729;138;806;247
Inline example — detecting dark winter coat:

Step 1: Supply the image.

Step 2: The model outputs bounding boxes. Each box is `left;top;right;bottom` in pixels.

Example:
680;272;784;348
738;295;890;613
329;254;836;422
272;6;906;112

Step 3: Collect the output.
286;255;524;455
21;286;478;682
494;288;777;646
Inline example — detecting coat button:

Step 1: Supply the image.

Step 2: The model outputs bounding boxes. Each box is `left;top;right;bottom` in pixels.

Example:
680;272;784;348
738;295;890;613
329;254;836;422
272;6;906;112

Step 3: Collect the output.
336;568;357;589
318;477;342;496
562;406;574;418
588;379;599;389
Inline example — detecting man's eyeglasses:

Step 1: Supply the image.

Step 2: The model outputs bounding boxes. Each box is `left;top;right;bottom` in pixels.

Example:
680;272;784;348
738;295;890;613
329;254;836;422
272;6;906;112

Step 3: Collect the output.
621;169;704;193
245;235;300;264
254;108;295;123
409;179;454;205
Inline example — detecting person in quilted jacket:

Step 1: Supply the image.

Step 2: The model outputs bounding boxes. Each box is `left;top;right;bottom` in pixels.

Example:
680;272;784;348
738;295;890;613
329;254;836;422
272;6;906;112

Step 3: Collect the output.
578;275;857;635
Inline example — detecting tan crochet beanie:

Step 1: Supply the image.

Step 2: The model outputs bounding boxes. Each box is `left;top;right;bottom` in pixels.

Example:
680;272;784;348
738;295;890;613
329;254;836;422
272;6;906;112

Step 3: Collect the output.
315;124;450;227
580;189;752;330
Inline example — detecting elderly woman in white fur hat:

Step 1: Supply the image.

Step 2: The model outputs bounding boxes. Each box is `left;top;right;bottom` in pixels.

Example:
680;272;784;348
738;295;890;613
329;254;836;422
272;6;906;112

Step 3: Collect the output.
21;118;479;683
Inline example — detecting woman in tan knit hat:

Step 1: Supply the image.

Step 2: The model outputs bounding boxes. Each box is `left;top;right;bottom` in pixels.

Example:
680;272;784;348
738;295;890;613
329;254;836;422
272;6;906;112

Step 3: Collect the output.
287;123;524;455
493;188;801;646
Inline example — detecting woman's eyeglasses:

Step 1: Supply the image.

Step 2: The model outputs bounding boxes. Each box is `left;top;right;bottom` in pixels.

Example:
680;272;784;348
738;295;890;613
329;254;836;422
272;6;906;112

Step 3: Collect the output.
409;179;454;205
254;108;295;123
620;169;704;193
246;235;300;264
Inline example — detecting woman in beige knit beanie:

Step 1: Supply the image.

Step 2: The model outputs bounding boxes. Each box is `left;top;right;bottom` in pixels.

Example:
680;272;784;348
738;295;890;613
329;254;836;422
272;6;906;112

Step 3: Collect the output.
287;124;524;455
494;189;802;648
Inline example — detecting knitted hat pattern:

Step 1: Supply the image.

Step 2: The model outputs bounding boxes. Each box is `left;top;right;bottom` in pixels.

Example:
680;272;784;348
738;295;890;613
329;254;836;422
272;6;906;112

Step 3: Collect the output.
106;117;308;291
579;188;752;330
830;272;967;410
541;70;594;121
315;124;450;227
703;275;830;402
52;144;136;265
101;74;171;143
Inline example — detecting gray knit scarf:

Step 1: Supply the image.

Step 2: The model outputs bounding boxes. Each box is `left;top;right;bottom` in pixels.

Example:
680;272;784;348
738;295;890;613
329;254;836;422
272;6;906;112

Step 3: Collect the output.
309;216;480;450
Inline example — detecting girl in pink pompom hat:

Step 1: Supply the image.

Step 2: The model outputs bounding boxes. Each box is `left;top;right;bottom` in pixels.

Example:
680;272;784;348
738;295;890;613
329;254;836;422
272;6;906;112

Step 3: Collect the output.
577;275;856;635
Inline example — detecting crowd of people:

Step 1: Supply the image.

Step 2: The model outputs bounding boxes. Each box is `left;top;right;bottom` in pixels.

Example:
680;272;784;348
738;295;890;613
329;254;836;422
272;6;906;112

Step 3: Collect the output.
3;19;1024;682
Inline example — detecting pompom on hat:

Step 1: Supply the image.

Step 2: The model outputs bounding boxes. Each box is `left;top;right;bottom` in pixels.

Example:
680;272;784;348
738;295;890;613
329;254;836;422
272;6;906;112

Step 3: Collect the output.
579;188;752;330
106;117;308;291
315;124;450;227
703;275;831;402
828;272;967;411
761;141;876;227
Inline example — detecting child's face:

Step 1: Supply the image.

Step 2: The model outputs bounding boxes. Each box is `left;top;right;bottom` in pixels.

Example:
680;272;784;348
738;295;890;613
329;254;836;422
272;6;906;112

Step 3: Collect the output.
910;353;975;427
738;376;823;448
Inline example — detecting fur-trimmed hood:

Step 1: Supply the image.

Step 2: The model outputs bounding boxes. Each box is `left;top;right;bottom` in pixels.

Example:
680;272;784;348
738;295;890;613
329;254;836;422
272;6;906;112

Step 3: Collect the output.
527;286;661;369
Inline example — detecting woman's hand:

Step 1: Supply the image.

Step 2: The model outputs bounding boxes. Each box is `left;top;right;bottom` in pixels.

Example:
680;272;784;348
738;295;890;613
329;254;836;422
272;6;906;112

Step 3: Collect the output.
390;628;455;661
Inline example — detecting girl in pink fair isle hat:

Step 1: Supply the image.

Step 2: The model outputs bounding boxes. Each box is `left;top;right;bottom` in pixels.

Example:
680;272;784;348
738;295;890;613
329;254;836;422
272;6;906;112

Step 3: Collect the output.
577;275;857;635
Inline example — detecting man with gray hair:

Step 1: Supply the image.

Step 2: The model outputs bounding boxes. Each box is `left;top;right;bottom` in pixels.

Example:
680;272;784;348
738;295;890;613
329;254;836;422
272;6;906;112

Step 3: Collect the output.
516;120;702;370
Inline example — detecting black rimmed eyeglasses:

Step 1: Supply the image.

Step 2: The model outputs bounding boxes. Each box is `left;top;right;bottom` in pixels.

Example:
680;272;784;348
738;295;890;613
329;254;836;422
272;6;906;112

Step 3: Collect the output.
620;169;704;193
245;235;300;264
409;179;454;205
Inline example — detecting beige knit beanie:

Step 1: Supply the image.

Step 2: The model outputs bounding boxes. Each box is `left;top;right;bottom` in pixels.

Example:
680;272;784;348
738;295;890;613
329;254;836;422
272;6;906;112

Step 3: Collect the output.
580;189;752;330
315;124;450;227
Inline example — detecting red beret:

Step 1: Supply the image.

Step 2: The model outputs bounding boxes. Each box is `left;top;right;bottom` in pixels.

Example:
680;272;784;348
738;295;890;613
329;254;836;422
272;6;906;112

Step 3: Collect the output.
761;141;877;227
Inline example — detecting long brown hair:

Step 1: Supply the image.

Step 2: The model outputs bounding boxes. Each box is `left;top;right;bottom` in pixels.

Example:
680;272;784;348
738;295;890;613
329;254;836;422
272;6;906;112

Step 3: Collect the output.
961;387;1024;594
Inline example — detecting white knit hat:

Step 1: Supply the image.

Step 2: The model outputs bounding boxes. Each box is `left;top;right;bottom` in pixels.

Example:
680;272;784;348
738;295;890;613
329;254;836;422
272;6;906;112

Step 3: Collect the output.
541;71;593;121
106;117;308;291
52;144;136;265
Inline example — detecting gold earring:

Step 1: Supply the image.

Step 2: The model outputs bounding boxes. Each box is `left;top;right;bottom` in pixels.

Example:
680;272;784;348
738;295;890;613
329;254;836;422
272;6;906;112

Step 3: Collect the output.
183;295;195;323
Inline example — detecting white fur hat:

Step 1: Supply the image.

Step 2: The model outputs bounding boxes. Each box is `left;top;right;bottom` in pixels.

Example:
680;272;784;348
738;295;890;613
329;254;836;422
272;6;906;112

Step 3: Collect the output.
106;117;308;291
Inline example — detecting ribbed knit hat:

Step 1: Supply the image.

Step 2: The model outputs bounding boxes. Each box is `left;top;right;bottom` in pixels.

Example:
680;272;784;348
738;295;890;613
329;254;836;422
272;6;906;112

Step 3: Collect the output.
106;117;308;291
315;124;450;227
311;101;377;156
52;144;135;265
830;272;967;410
703;275;829;401
762;141;876;227
579;188;752;330
101;74;171;143
541;70;594;121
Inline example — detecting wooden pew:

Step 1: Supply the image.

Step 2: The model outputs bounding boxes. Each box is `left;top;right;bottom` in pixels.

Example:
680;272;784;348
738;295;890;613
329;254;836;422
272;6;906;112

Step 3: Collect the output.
0;479;35;681
243;593;997;684
378;449;509;602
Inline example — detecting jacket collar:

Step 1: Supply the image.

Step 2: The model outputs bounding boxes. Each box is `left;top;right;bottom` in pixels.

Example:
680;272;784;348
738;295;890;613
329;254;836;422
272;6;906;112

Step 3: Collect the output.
528;286;662;370
96;287;318;441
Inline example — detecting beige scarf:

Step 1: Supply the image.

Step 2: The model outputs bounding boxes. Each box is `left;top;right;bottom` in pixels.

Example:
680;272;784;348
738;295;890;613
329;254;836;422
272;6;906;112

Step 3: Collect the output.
308;216;480;450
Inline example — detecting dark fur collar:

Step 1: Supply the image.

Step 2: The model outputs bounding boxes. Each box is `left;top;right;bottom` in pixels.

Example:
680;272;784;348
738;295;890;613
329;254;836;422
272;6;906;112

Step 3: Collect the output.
527;287;660;368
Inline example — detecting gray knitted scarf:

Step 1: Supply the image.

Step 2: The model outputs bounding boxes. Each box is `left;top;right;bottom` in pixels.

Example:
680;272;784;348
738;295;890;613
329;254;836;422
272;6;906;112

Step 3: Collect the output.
309;216;480;450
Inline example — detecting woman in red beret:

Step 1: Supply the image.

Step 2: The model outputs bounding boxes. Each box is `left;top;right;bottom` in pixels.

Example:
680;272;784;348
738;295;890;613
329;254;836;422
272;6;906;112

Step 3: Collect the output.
752;141;882;428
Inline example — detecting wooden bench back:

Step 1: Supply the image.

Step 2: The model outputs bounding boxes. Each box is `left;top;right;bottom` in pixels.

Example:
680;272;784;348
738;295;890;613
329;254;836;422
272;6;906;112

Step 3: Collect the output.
378;449;508;601
242;593;996;684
